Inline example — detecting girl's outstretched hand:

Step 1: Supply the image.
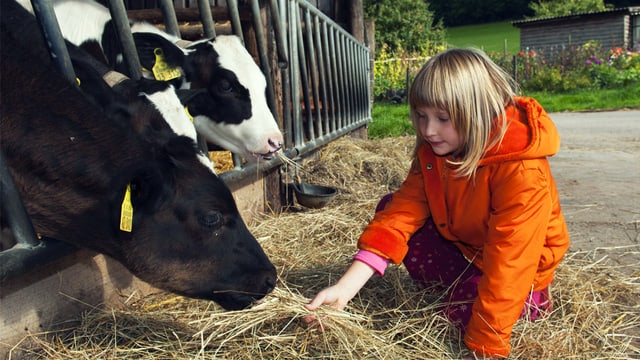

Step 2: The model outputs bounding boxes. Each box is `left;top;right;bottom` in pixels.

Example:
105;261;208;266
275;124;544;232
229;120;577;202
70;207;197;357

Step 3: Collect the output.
303;260;376;326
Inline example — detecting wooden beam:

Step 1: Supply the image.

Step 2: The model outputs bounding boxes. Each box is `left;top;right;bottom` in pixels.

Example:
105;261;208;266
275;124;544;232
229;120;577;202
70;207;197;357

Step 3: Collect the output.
126;6;252;24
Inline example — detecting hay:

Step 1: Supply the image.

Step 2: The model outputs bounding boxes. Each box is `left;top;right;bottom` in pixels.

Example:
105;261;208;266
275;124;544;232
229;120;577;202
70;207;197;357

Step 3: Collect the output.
210;151;235;173
8;136;639;359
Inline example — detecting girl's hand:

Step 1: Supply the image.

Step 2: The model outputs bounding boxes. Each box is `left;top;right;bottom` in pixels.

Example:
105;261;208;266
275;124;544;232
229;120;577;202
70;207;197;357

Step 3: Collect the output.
304;284;352;312
303;260;376;326
303;284;353;327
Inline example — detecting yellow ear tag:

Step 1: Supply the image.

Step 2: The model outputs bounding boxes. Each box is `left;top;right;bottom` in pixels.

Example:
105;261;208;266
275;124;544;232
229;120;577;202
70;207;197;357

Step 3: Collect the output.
119;184;134;232
184;106;194;122
151;48;182;81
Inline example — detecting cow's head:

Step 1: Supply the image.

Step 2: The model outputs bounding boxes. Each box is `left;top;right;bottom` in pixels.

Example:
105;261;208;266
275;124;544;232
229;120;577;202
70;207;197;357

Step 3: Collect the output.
133;33;284;161
104;137;277;309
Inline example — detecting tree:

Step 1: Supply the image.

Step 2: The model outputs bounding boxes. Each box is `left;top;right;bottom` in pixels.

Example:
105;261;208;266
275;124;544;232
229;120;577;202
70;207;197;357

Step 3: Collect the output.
364;0;446;56
528;0;611;18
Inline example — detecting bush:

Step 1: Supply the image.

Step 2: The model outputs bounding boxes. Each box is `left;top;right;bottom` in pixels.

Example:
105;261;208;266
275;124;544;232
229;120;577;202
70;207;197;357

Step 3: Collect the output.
372;45;445;100
374;41;639;97
488;41;640;93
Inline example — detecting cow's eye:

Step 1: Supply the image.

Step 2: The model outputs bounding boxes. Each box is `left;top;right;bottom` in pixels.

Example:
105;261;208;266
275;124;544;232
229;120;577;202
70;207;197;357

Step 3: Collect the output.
198;210;223;229
218;79;233;93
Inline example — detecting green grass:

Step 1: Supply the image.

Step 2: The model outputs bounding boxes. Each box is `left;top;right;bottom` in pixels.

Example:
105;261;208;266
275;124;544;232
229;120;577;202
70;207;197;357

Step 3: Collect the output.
368;102;414;139
446;21;520;54
526;85;640;112
368;85;640;138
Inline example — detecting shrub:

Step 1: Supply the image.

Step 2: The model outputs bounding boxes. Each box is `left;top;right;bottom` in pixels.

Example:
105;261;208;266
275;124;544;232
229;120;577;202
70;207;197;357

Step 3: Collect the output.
374;41;639;97
372;45;442;100
489;41;640;92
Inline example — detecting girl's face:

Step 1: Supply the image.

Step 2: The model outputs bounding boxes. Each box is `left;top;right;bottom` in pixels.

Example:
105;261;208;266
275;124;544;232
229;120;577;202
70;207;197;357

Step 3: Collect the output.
415;106;461;157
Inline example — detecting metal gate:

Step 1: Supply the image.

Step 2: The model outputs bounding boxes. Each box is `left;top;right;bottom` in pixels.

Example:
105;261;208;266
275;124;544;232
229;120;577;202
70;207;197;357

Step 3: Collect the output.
0;0;370;280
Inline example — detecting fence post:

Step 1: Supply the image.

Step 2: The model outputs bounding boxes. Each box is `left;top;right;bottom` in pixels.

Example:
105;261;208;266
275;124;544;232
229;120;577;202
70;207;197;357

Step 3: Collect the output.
512;55;517;86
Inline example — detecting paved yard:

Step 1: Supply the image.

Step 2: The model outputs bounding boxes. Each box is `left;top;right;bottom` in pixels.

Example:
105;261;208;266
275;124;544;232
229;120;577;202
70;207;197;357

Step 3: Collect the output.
549;110;640;270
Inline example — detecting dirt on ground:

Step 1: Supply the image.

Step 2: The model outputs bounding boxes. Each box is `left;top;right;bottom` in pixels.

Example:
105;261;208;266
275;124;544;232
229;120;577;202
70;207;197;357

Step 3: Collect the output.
549;110;639;273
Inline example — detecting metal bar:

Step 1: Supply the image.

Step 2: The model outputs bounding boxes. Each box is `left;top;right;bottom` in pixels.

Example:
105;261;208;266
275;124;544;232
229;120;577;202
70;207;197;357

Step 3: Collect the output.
304;8;321;137
328;29;341;130
268;0;288;68
30;0;76;85
0;239;76;282
336;33;347;128
107;0;142;80
225;0;241;168
249;0;276;116
0;152;40;249
226;0;243;41
295;7;313;140
343;35;353;126
288;0;302;147
197;0;216;38
313;15;329;137
321;20;336;133
158;0;180;36
279;0;293;148
345;39;355;126
356;45;367;121
363;46;372;121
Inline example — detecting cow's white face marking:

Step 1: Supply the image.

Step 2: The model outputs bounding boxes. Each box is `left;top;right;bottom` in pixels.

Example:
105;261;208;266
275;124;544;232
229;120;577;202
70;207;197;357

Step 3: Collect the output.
195;35;283;160
142;86;215;172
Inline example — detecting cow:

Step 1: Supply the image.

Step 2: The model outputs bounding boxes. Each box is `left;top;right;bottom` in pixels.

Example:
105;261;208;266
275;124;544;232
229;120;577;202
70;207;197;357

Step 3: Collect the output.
0;0;277;310
48;0;284;161
69;37;215;171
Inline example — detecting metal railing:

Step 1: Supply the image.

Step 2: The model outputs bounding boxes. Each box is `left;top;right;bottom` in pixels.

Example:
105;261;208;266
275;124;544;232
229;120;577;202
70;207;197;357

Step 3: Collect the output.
222;0;371;180
0;0;370;280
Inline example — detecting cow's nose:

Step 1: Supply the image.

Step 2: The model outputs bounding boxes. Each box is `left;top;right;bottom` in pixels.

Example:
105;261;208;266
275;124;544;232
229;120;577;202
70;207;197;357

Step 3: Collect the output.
260;269;277;296
268;135;283;152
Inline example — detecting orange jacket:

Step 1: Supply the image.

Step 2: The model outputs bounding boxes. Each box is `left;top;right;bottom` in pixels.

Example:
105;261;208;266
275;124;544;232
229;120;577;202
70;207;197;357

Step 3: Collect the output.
358;97;570;357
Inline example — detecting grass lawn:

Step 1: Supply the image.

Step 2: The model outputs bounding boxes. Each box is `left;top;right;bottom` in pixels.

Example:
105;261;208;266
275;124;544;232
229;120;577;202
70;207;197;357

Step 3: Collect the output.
446;21;520;54
368;84;640;138
527;85;640;112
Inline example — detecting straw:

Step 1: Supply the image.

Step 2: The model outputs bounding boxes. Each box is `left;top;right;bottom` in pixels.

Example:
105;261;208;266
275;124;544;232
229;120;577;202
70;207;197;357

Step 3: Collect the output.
9;136;639;359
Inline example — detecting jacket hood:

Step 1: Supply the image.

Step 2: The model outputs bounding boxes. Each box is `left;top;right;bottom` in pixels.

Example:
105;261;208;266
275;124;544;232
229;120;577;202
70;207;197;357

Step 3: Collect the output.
480;97;560;165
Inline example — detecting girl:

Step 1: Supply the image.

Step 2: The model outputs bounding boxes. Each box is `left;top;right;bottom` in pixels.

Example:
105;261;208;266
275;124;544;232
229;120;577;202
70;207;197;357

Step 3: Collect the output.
305;48;570;358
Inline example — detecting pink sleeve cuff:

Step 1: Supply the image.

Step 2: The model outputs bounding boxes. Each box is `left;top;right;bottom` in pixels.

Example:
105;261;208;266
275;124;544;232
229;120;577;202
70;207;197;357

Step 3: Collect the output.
354;249;390;277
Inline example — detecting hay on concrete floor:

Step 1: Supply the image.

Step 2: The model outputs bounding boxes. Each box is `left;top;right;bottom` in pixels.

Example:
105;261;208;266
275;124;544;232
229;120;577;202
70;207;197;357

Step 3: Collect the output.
7;136;639;359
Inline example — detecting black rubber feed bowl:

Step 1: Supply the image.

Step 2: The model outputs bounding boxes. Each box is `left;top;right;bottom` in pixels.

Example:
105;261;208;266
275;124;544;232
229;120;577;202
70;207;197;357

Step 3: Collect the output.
293;182;337;208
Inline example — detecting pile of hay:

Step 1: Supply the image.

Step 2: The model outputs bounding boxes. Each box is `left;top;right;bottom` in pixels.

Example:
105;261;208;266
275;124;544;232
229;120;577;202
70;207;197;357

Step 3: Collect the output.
9;136;639;359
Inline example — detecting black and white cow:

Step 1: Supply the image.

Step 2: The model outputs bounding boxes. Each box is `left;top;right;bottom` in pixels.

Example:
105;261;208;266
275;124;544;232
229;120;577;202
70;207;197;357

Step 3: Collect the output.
48;0;284;161
1;0;276;310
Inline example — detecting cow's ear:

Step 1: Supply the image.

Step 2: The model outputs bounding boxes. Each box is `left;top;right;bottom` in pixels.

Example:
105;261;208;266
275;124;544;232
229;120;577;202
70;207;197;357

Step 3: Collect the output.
133;32;186;70
128;166;170;214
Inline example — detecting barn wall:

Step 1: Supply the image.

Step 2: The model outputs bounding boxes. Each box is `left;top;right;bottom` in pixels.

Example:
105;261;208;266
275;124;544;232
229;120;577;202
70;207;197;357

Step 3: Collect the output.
0;250;160;354
519;14;628;53
515;8;640;55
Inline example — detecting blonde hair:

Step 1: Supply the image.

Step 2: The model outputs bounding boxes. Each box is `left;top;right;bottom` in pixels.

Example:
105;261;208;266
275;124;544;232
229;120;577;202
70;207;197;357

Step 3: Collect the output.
409;48;516;178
